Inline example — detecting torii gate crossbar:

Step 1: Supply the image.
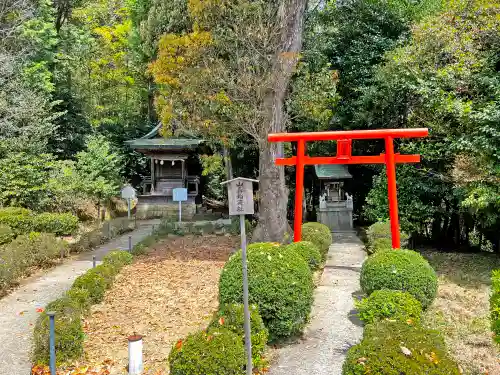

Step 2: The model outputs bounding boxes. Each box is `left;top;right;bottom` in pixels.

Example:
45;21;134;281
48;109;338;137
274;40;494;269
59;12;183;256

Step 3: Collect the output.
268;128;429;249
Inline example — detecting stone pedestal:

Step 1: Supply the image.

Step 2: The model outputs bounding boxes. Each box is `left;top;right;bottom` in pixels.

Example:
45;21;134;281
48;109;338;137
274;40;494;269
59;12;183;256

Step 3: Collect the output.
317;200;353;232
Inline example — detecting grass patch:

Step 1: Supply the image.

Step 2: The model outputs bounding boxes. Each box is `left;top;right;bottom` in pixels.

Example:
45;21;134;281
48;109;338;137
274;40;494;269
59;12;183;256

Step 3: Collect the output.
421;250;500;375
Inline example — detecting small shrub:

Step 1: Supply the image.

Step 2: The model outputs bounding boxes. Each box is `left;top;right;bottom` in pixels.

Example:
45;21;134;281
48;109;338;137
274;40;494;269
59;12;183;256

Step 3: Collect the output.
491;270;500;344
366;220;409;254
219;242;314;340
32;212;79;236
342;320;461;375
0;208;34;235
168;328;245;375
102;250;133;268
285;241;322;270
0;224;14;244
356;290;422;324
72;269;107;304
301;222;332;260
66;287;91;314
360;249;437;309
32;297;84;365
209;303;268;367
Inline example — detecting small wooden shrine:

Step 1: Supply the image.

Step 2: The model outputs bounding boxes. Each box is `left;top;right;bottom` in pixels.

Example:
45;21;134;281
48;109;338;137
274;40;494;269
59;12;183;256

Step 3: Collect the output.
315;164;353;232
125;124;203;219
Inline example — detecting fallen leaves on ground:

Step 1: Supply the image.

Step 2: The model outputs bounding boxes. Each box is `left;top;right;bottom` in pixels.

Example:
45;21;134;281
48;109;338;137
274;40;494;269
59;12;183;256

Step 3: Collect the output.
32;363;111;375
80;235;239;374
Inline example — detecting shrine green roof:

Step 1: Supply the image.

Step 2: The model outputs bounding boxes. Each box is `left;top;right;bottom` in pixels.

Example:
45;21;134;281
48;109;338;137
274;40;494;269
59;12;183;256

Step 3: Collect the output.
314;165;352;180
125;123;203;150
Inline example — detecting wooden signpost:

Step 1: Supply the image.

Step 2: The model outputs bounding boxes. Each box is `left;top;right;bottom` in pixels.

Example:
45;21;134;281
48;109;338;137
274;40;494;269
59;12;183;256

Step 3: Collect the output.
221;177;258;375
173;187;188;223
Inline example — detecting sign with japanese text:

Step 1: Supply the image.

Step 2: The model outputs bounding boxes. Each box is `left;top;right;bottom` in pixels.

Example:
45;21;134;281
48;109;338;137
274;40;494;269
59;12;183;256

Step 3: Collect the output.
225;179;255;216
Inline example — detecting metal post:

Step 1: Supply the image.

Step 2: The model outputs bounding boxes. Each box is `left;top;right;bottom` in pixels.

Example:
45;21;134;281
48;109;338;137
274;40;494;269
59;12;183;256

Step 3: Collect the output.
127;198;131;219
178;201;182;223
384;136;401;249
128;235;132;252
48;311;56;375
152;224;155;234
293;140;306;242
240;214;252;375
92;255;96;268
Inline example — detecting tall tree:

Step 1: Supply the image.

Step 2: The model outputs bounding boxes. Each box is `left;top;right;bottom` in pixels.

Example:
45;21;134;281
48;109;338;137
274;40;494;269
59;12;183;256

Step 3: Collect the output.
150;0;308;241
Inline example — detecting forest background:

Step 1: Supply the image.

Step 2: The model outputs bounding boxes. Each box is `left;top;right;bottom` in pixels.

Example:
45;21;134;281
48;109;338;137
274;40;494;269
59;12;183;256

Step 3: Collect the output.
0;0;498;250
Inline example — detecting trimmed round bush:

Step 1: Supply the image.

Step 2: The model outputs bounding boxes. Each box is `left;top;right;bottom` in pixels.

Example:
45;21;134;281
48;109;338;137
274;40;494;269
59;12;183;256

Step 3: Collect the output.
356;290;422;324
168;328;245;375
342;320;461;375
103;250;133;268
72;269;107;304
366;220;409;254
301;222;332;260
219;242;314;340
0;208;34;235
360;249;437;309
0;224;14;244
32;297;84;365
209;303;268;368
285;241;322;270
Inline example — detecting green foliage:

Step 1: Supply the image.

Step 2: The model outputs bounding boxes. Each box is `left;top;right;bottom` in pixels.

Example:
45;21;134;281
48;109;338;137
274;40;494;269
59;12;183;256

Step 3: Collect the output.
490;270;500;344
356;290;422;325
32;297;85;365
366;220;409;254
66;287;92;314
32;212;79;235
0;232;67;292
102;250;133;268
75;135;122;210
200;154;226;201
0;225;14;244
169;328;245;375
209;303;268;368
72;268;107;304
360;249;438;309
342;320;461;375
0;210;34;237
219;242;314;340
301;222;332;260
285;241;322;270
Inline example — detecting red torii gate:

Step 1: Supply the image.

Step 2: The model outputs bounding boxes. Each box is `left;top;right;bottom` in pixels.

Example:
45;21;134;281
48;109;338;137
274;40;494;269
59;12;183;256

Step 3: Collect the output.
268;128;429;249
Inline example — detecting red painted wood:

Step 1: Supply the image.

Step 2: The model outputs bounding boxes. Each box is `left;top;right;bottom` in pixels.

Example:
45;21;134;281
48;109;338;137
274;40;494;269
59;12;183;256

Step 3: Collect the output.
268;128;428;142
294;140;306;242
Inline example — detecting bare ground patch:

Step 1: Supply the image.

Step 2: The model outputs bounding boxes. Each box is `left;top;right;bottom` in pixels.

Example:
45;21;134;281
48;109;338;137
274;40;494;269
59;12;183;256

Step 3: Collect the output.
422;250;500;375
81;235;239;374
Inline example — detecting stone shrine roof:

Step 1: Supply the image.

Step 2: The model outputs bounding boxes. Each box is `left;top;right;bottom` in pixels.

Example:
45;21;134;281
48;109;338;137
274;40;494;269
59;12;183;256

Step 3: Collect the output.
314;165;352;180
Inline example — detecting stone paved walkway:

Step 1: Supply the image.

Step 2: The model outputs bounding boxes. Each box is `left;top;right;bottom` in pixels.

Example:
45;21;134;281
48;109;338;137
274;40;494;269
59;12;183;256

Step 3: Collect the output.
0;220;159;375
269;232;366;375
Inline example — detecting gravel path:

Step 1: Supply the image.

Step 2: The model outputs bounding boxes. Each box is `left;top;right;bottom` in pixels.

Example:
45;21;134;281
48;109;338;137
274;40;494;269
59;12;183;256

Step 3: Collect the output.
0;220;159;375
269;232;366;375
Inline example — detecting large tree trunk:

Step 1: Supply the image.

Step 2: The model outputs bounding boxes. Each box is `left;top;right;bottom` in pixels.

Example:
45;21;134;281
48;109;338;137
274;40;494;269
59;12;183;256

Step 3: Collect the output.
252;0;307;242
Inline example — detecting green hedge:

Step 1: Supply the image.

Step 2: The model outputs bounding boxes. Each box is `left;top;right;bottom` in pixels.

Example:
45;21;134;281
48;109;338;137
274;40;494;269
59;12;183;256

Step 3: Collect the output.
366;220;410;254
491;270;500;344
32;250;132;365
356;290;422;325
342;320;461;374
0;224;14;244
0;233;67;293
360;249;437;309
219;242;314;340
0;208;78;236
209;303;268;368
285;241;322;270
168;328;246;375
102;250;133;268
32;212;79;236
301;222;332;260
32;297;85;365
